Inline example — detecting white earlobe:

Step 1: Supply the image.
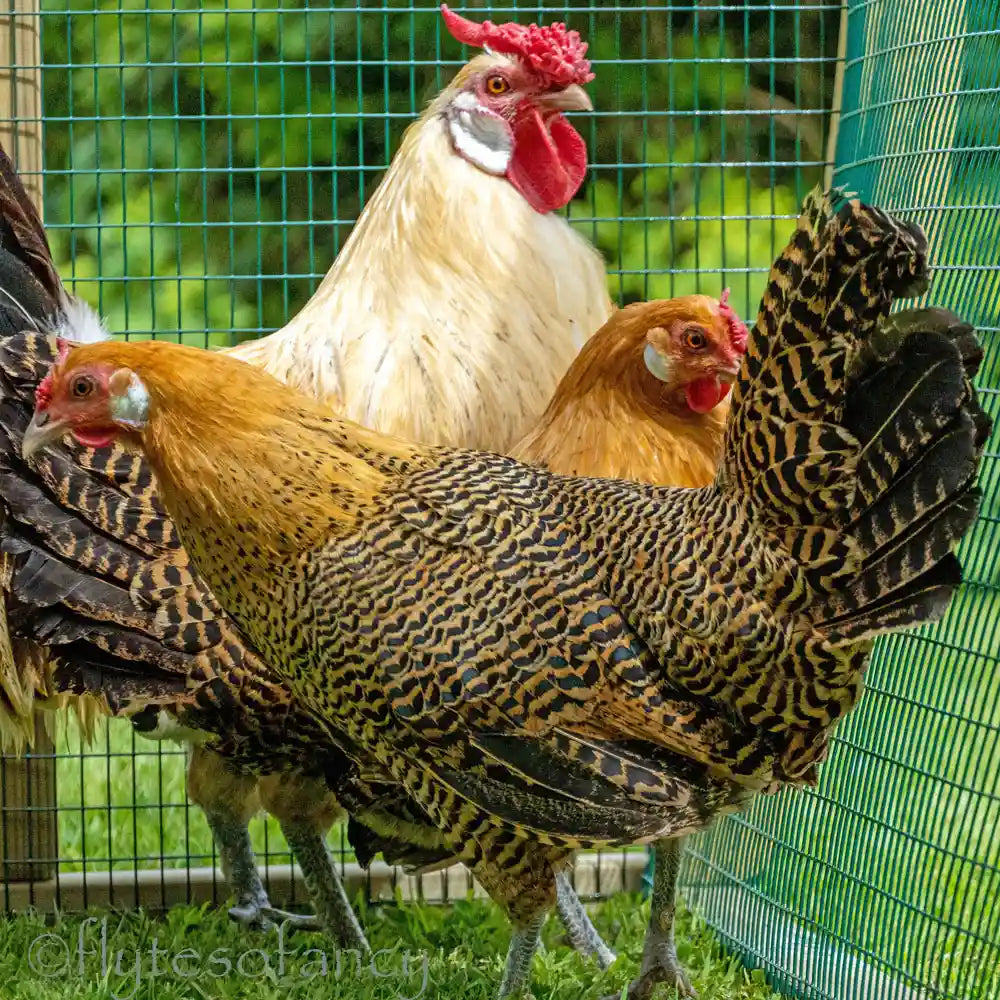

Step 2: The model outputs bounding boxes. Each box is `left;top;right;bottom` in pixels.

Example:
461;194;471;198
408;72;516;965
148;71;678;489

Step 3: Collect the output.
446;93;513;176
110;372;150;429
643;343;672;383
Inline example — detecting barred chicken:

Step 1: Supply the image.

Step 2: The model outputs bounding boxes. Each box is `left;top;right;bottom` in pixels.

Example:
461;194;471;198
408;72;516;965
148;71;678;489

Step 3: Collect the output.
0;2;612;953
23;190;988;998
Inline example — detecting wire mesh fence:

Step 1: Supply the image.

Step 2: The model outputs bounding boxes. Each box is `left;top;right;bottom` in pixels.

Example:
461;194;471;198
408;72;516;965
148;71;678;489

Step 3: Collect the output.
683;3;1000;999
0;1;996;999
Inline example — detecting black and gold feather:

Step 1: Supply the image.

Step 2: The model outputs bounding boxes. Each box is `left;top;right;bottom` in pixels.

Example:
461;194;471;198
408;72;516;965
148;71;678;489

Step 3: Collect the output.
142;189;987;919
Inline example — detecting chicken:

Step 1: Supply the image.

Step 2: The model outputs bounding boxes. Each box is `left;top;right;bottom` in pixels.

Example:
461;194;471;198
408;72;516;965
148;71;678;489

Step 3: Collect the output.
22;188;988;998
229;3;611;446
512;292;747;481
511;291;749;993
0;2;611;950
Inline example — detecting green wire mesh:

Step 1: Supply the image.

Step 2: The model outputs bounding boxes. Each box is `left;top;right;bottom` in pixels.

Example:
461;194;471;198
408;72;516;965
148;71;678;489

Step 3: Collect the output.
683;3;1000;999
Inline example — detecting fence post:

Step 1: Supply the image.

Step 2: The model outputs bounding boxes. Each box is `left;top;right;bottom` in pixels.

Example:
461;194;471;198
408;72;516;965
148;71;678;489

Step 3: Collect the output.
0;0;58;888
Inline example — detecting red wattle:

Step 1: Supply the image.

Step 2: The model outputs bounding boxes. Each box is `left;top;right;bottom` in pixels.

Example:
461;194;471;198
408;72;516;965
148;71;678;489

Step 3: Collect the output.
73;427;118;449
506;106;587;214
685;377;727;414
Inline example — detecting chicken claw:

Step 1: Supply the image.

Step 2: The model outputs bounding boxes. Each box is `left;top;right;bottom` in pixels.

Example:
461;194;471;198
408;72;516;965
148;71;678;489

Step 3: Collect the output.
603;838;696;1000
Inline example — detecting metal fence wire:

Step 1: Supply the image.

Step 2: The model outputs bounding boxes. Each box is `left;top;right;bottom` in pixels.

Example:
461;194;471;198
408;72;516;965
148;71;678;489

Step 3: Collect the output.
684;4;1000;1000
0;2;996;1000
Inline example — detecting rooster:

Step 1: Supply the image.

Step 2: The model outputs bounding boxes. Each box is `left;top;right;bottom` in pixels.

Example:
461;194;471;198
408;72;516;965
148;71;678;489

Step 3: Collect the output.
511;291;749;994
0;2;611;951
22;189;989;999
230;3;610;447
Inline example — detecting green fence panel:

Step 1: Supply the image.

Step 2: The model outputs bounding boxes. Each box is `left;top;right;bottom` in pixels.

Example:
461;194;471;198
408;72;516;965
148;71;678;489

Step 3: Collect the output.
683;4;1000;1000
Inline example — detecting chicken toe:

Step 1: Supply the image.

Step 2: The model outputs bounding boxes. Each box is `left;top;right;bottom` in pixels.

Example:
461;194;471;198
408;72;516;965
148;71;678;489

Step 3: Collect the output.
554;871;616;969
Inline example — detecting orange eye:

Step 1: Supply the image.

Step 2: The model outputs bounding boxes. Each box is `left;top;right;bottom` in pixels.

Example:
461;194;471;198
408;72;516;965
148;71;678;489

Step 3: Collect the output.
683;328;707;351
71;374;95;398
485;74;510;96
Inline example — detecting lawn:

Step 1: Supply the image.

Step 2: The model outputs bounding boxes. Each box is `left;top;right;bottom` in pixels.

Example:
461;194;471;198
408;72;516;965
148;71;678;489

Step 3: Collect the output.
0;893;787;999
0;717;791;999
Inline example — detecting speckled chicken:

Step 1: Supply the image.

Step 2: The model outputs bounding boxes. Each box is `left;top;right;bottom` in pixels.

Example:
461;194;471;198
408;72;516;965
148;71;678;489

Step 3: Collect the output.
23;190;989;998
0;2;611;947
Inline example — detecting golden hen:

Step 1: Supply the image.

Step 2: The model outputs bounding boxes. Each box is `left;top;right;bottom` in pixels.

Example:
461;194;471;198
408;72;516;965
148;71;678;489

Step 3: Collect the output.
513;292;746;482
23;190;989;998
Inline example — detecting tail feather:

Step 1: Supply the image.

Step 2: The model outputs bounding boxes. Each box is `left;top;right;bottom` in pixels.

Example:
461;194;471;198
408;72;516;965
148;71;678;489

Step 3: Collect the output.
0;467;153;592
0;331;217;716
817;557;963;641
748;187;841;377
725;191;931;526
724;189;987;642
0;144;99;751
815;311;987;635
0;145;61;309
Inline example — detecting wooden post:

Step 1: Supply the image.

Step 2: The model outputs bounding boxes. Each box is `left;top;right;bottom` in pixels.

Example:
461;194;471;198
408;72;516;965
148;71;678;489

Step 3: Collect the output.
823;2;849;190
0;0;57;888
0;0;42;202
0;708;57;884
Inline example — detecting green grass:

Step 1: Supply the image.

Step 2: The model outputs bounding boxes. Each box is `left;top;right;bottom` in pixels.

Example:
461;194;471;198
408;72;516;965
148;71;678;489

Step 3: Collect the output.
0;894;786;1000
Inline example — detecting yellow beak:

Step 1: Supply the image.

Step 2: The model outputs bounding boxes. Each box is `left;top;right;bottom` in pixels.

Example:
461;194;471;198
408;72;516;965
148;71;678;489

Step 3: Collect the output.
22;411;70;462
537;84;593;113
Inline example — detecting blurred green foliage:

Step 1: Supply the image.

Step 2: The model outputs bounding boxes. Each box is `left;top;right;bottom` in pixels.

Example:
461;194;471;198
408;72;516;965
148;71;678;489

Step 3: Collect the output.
35;0;838;346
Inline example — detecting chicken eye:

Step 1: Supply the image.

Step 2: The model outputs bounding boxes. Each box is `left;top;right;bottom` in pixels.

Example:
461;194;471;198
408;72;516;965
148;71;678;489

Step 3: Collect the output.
71;374;95;398
683;328;707;351
485;74;510;96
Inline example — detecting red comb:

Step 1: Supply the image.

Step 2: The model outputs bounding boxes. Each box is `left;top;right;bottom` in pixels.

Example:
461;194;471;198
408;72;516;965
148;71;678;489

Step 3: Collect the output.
718;288;749;353
441;4;594;88
34;338;73;410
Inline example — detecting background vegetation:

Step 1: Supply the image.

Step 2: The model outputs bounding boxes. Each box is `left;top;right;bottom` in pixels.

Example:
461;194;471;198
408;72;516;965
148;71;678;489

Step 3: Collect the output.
35;0;839;342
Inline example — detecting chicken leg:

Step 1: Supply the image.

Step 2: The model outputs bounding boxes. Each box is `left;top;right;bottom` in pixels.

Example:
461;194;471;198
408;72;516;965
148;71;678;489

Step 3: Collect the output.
604;837;694;1000
498;913;547;998
187;746;320;931
258;773;370;952
554;870;616;969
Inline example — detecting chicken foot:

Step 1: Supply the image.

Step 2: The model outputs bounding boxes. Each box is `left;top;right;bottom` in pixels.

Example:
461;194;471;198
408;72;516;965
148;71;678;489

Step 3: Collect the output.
604;837;695;1000
554;871;617;969
206;812;321;931
186;746;318;931
277;819;370;953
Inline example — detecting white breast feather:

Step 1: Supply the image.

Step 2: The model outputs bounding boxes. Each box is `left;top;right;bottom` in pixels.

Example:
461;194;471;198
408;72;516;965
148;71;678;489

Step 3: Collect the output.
227;115;612;452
